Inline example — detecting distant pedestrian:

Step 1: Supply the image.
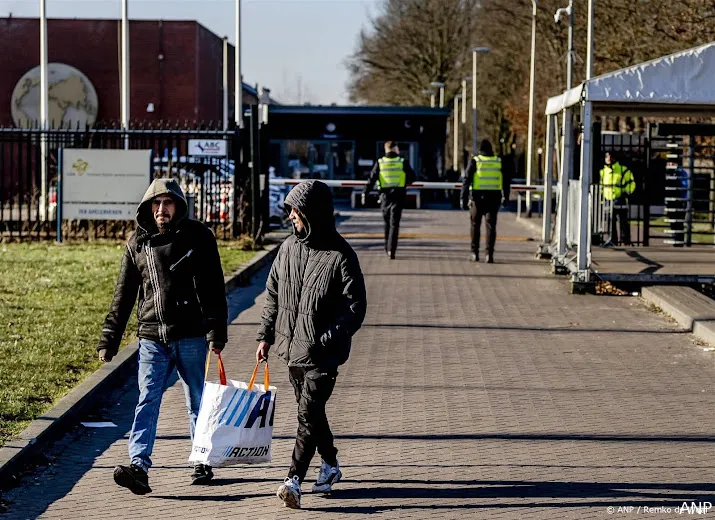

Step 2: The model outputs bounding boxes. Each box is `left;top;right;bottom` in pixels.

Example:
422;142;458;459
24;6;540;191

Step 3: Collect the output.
362;141;416;259
97;178;228;494
461;139;510;263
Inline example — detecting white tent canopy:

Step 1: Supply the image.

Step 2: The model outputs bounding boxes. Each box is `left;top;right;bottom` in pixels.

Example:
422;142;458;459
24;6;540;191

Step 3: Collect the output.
540;41;715;281
545;41;715;116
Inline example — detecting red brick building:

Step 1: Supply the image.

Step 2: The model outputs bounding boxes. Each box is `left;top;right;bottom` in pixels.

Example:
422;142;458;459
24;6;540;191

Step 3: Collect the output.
0;17;267;126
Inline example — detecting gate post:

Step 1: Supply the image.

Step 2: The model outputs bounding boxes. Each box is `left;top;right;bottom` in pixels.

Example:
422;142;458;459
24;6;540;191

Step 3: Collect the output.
250;105;261;239
643;123;651;246
576;101;593;275
259;118;270;239
231;125;241;238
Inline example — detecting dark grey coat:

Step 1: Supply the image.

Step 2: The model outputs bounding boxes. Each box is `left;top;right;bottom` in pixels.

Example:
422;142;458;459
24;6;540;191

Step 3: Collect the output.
256;181;367;369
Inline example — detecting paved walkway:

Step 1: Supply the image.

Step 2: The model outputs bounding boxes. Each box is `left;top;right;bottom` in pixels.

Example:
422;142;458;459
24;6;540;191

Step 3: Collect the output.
4;207;715;519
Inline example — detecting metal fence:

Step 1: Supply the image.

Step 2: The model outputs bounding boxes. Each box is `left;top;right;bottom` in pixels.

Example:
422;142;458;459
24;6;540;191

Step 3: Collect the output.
590;125;715;248
0;122;269;241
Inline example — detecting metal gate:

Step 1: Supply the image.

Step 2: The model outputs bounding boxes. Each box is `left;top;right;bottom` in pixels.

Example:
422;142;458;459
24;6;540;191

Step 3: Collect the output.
0;121;271;241
591;123;715;248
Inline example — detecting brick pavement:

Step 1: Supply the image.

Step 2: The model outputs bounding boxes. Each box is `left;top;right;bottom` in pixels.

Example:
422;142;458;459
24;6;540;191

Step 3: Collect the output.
3;206;715;519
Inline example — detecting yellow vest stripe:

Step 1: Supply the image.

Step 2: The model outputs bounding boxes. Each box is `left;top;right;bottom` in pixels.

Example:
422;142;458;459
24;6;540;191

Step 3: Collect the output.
378;157;407;188
472;155;502;191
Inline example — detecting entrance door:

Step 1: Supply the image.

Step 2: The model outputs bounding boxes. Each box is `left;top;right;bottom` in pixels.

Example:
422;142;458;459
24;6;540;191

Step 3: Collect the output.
276;140;355;180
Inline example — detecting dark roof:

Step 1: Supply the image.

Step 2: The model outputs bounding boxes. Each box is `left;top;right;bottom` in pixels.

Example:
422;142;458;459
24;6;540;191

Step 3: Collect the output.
268;105;451;117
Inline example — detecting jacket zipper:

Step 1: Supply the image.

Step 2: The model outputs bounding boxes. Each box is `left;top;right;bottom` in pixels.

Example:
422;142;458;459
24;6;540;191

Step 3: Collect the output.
169;249;193;272
146;240;167;342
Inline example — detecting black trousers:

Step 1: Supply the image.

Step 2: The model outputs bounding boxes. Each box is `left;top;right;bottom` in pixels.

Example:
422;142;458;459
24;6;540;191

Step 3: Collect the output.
287;367;338;482
381;191;405;255
610;197;631;245
469;191;501;255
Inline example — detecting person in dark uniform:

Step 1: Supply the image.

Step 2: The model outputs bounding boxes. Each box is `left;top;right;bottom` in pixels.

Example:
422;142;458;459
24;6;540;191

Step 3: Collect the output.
460;139;510;263
362;141;416;259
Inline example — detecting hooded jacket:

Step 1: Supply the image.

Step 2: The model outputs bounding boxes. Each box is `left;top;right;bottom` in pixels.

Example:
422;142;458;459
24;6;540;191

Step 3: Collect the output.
98;178;228;357
257;181;367;369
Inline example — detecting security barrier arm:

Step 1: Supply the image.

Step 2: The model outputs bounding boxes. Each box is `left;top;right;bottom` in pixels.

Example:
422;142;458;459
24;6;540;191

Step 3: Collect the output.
268;178;553;192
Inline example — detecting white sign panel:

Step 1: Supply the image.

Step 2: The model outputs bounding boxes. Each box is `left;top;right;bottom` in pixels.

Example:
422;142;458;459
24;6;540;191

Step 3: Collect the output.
189;139;227;157
61;149;152;220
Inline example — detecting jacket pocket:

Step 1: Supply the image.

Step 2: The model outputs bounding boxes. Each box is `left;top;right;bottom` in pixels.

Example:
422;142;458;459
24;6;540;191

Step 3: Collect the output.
173;294;203;327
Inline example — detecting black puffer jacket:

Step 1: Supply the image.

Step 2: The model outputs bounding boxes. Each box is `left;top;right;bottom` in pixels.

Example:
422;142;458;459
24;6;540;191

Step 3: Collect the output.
98;179;228;357
257;181;367;369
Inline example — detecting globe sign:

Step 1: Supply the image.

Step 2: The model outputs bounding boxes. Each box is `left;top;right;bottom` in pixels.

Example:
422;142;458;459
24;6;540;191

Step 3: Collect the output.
11;63;99;129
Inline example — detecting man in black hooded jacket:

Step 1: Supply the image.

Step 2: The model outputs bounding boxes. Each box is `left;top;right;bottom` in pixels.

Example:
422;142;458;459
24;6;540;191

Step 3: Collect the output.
256;180;367;509
97;178;228;494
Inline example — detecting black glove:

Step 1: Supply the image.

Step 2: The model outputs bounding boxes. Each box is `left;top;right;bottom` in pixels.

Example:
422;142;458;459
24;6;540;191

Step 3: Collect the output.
209;341;225;353
460;201;468;211
501;196;508;208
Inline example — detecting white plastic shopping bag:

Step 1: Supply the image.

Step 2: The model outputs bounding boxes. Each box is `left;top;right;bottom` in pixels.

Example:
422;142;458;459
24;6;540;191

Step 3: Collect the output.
189;354;277;467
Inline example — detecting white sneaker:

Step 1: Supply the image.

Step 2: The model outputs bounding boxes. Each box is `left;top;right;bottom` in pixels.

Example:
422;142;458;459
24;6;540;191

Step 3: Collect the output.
312;459;342;493
277;476;302;509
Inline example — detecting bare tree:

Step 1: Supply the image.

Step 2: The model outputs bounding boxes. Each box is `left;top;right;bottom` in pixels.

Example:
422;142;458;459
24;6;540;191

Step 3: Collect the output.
348;0;715;156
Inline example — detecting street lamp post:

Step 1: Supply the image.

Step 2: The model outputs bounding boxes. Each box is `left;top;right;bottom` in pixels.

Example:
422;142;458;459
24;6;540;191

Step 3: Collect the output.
471;47;490;155
40;0;49;220
461;77;471;172
554;0;574;89
525;0;538;215
453;95;462;171
121;0;129;134
235;0;243;128
554;0;576;254
223;36;229;130
586;0;594;79
431;81;445;108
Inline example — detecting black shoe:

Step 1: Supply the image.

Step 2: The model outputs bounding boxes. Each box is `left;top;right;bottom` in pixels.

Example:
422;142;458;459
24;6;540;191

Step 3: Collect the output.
114;464;152;495
470;253;478;262
191;464;214;485
389;252;396;260
486;254;494;264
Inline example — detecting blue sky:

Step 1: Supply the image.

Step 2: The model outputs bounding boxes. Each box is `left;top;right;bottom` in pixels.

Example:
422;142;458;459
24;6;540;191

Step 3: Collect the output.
0;0;382;104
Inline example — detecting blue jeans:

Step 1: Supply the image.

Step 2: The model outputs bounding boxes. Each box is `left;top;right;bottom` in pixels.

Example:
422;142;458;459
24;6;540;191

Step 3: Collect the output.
128;337;208;471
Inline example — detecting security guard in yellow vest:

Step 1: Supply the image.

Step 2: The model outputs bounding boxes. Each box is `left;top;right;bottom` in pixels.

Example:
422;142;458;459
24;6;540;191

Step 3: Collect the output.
599;151;636;245
460;139;510;263
363;141;416;259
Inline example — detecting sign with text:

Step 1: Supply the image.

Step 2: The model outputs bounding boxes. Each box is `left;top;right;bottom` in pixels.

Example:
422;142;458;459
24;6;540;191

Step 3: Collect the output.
61;149;152;220
189;139;227;157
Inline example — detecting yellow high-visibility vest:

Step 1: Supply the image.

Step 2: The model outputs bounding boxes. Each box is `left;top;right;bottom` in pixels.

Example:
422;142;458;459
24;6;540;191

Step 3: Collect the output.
600;163;635;200
378;157;407;188
472;155;502;191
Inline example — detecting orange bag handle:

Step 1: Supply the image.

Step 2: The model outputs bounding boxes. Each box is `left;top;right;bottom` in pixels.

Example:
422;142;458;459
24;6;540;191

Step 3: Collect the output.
204;351;228;386
247;361;270;390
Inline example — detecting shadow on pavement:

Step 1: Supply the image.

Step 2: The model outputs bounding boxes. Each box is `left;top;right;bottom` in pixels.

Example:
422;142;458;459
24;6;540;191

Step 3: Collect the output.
149;478;715;515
